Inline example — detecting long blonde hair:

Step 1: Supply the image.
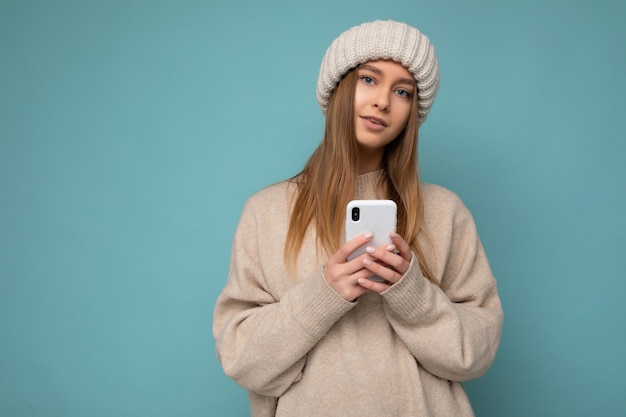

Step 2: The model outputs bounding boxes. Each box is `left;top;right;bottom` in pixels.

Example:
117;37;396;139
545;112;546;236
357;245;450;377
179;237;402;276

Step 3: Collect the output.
285;68;437;285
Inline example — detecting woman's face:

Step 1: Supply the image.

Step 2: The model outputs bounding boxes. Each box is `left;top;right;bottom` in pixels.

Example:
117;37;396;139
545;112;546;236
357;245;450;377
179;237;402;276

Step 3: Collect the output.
353;60;415;169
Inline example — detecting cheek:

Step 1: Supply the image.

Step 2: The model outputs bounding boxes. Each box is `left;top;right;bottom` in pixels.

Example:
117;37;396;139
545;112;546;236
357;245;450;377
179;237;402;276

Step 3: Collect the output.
353;86;368;108
393;105;412;131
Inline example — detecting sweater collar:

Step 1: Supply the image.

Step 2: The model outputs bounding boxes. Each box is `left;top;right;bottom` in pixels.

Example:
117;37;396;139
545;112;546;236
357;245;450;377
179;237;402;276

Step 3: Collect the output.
356;169;385;199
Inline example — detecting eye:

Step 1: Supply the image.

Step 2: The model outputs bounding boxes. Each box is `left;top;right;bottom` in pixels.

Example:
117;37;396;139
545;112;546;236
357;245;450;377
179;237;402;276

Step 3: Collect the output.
395;88;412;98
360;76;375;85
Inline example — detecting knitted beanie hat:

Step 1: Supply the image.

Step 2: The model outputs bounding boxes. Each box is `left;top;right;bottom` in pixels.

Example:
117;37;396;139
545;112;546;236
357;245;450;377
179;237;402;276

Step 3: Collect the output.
316;20;439;127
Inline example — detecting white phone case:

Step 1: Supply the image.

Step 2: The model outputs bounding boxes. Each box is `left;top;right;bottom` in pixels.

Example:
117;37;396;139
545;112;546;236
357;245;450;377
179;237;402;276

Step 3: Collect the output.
346;200;397;281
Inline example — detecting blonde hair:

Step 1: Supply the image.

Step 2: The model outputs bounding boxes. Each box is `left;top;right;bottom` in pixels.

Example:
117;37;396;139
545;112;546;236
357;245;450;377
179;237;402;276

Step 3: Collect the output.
285;68;437;285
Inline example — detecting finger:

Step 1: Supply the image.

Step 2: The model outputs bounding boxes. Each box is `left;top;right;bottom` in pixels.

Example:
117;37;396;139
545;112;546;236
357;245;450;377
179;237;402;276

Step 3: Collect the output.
390;232;412;262
325;252;375;284
331;232;374;262
357;276;391;293
362;257;403;284
340;278;372;301
323;263;374;301
351;266;375;281
365;245;409;276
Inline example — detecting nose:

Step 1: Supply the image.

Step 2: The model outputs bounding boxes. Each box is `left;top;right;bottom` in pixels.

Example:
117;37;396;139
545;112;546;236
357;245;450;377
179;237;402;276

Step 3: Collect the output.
373;91;391;112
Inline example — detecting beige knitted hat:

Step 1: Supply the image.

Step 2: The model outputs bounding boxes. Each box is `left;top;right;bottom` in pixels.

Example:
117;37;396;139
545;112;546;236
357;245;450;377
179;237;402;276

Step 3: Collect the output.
316;20;439;126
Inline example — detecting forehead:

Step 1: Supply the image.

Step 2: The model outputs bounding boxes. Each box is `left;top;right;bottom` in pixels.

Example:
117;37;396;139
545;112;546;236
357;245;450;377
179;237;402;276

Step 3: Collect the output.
358;60;415;83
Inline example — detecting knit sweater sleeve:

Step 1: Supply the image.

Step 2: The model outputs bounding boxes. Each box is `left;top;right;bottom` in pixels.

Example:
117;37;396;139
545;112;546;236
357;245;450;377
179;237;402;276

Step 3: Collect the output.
381;186;503;382
213;190;356;397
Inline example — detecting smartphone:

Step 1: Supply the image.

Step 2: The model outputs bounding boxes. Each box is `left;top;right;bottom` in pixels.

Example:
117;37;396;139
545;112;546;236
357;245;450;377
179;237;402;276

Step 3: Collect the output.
346;200;397;282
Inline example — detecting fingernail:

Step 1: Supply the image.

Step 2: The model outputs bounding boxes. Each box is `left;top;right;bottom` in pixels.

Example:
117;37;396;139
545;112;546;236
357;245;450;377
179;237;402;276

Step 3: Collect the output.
358;278;367;285
390;232;398;239
363;259;372;266
364;232;374;239
386;244;396;251
365;246;376;254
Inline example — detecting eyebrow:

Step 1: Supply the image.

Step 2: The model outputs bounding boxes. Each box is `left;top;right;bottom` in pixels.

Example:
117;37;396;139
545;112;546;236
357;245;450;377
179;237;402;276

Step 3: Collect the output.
358;63;416;87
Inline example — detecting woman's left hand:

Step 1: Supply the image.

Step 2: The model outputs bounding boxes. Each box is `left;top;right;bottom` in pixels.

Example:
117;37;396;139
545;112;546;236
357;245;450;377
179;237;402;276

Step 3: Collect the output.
357;232;412;293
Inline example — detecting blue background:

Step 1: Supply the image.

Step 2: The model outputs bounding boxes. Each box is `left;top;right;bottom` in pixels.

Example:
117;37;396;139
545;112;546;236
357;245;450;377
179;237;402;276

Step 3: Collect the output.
1;0;625;416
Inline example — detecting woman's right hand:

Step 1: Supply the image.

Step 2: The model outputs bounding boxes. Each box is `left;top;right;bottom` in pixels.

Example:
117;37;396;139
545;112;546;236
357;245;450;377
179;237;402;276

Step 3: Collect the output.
323;232;376;301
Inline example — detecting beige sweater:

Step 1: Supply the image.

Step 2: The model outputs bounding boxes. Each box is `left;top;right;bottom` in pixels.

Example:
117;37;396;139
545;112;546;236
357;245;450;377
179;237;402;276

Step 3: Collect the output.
213;171;503;417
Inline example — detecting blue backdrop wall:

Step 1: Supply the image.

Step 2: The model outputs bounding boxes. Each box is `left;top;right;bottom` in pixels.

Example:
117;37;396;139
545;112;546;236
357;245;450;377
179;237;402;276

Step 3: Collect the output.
1;1;625;416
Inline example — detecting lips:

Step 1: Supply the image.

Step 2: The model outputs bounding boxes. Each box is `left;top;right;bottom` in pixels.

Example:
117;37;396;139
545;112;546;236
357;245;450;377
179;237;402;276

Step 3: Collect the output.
360;115;388;127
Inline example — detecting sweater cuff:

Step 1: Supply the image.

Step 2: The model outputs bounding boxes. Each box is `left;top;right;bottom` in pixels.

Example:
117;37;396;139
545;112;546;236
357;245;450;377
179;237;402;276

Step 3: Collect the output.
381;254;434;322
290;267;356;337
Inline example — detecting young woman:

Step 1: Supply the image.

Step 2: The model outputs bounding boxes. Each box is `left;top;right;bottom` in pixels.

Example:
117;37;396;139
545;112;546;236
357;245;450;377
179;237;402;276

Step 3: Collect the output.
213;20;503;417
